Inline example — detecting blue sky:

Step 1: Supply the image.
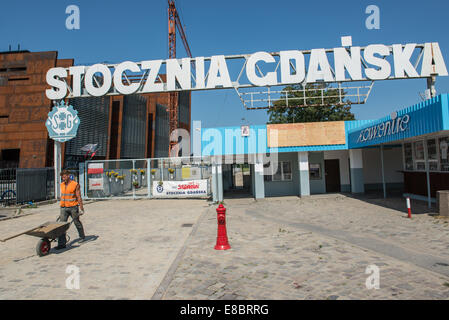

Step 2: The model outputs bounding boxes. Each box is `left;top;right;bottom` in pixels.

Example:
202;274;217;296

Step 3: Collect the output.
1;0;449;128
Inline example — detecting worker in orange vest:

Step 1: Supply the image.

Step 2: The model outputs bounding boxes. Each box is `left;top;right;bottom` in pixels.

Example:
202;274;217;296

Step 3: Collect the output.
56;170;85;249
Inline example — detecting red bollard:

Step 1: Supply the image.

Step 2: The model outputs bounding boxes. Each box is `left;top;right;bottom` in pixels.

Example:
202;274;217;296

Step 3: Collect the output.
215;204;231;250
406;197;412;219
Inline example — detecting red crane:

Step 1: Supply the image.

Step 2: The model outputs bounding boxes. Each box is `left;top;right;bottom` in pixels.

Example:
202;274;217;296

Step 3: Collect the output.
168;0;192;155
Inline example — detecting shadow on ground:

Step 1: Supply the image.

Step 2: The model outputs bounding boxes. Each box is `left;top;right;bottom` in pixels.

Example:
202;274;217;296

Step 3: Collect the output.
345;191;437;215
51;235;99;255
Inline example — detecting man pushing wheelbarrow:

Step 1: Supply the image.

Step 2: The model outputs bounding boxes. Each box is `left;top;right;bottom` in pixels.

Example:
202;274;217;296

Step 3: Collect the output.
1;170;87;256
57;169;86;250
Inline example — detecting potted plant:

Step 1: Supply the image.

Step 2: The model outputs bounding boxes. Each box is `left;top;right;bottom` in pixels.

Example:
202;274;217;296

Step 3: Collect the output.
168;168;175;180
132;181;139;188
151;169;157;179
117;175;125;185
113;172;119;182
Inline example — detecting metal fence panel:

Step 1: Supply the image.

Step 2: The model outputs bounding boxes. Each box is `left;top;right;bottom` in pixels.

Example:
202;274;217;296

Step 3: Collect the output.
0;168;16;206
16;168;54;203
83;156;212;200
66;96;110;157
121;95;147;159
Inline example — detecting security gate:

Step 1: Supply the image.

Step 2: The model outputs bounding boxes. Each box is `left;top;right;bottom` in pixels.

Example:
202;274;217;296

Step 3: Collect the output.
80;156;213;200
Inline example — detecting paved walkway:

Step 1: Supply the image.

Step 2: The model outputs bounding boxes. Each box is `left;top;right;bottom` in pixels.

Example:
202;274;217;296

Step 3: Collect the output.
1;194;449;300
161;195;449;300
0;199;208;299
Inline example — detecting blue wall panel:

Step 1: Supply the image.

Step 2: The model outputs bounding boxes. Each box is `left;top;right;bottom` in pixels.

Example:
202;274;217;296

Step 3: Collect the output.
348;94;449;149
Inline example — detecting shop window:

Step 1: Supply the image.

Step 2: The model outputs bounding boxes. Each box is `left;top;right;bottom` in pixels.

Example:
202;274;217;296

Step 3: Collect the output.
439;137;449;171
282;162;292;180
427;139;438;171
414;141;425;171
264;161;292;182
404;143;413;171
309;163;322;180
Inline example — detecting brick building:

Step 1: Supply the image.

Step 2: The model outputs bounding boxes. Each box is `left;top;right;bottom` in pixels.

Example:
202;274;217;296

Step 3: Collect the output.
0;50;73;168
0;50;191;169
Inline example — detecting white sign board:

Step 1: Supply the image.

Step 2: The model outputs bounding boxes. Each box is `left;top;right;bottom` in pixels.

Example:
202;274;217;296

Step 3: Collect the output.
89;178;104;190
152;180;208;198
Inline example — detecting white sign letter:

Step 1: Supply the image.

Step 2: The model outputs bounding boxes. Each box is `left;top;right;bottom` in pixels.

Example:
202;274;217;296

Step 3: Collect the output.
334;47;363;81
246;51;278;86
84;64;112;97
195;57;206;89
46;68;68;100
307;49;334;83
113;61;141;95
68;66;85;97
421;42;449;77
393;44;419;78
206;55;232;89
280;50;305;84
141;60;164;92
364;44;391;80
167;58;191;91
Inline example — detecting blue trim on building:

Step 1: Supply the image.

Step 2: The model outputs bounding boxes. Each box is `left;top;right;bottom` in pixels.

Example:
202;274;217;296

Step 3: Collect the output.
348;94;449;149
200;94;449;156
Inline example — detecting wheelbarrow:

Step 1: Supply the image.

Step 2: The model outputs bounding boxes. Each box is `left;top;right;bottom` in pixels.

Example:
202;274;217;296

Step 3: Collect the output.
0;219;75;257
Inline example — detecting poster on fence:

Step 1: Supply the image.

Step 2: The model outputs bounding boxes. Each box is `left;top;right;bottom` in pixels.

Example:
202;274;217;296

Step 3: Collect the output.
88;163;104;174
89;178;104;190
152;180;208;198
181;166;202;180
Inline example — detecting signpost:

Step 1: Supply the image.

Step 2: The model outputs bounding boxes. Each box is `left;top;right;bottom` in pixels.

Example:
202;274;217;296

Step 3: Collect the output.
45;101;80;199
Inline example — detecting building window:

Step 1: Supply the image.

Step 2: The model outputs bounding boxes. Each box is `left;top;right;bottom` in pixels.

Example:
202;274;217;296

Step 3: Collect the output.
404;143;414;171
264;161;292;182
427;139;439;171
414;141;425;171
439;137;449;172
309;163;322;180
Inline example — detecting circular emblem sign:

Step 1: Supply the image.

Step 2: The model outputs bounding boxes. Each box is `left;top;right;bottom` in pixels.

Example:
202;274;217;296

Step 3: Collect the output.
156;185;164;193
45;101;80;142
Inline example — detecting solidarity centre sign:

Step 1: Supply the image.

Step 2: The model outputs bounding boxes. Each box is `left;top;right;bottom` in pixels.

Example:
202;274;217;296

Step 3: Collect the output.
45;40;448;100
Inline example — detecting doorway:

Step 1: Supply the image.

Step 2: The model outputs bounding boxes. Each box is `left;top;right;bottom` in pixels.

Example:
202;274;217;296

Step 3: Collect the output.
325;159;341;193
223;164;252;198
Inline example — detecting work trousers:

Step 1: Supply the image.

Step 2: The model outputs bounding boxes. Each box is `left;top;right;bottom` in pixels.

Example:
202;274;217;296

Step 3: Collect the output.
58;206;85;246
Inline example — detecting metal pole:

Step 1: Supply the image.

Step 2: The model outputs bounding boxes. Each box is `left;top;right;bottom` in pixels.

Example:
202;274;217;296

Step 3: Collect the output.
54;141;61;200
147;159;151;199
381;145;386;199
132;160;136;200
424;138;432;208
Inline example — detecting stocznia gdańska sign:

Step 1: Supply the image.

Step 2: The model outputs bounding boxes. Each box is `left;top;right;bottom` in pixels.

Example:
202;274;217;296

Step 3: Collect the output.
45;41;448;99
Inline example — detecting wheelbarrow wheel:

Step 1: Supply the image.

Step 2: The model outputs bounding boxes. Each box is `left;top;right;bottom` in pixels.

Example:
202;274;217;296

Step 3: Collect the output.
36;238;51;257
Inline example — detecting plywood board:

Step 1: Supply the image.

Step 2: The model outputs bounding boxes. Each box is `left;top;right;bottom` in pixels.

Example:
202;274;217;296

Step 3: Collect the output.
267;122;346;148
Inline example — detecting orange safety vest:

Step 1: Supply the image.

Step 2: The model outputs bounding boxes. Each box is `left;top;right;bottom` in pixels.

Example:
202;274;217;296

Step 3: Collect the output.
60;180;79;208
